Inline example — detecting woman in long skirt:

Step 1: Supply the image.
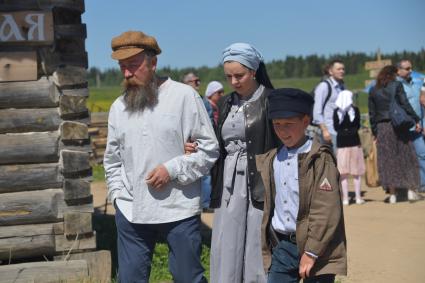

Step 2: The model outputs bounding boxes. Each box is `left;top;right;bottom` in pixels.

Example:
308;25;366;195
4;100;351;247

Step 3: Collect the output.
368;65;421;203
209;43;279;283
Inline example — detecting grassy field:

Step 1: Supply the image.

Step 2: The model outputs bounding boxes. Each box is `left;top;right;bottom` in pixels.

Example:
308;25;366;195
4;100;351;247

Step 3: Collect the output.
87;72;371;114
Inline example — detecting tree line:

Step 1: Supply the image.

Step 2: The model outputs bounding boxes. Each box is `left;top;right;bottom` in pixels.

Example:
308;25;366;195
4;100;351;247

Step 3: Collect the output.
87;49;425;87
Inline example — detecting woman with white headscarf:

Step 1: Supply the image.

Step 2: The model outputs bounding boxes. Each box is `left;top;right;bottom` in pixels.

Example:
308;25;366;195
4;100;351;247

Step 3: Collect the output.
209;43;279;282
333;90;365;205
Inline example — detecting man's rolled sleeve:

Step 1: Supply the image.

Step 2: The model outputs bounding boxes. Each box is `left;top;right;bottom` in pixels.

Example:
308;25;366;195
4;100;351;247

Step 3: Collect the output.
164;93;219;185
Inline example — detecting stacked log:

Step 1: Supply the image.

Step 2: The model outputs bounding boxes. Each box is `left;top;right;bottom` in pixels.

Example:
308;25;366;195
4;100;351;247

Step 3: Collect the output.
89;112;108;164
0;1;110;282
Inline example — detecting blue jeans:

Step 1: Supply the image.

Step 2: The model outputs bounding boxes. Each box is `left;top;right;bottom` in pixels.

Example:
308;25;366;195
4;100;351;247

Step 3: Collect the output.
267;239;335;283
115;207;207;283
411;132;425;191
201;175;211;208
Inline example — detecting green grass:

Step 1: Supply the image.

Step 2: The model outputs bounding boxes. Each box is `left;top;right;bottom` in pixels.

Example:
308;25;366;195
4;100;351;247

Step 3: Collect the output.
92;164;105;182
87;86;122;112
149;243;211;282
87;72;371;114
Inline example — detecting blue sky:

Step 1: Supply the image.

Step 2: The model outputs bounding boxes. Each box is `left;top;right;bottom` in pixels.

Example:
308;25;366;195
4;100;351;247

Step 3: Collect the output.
83;0;425;71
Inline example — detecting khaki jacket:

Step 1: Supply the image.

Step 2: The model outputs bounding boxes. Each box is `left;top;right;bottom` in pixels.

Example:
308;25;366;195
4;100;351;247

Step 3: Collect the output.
256;138;347;276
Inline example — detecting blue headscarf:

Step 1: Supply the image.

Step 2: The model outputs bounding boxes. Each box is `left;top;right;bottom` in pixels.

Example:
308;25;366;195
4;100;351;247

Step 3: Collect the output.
222;42;264;71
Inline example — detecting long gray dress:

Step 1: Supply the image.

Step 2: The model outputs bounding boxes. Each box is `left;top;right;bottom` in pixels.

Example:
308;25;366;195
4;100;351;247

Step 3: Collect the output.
210;86;266;283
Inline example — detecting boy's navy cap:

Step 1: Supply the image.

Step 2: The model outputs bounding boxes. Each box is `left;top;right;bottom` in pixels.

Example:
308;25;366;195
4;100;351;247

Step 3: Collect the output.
268;88;314;119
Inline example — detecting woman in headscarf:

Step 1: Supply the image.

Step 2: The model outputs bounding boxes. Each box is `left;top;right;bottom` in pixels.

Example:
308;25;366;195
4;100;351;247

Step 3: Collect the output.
209;43;279;283
368;65;421;204
333;90;365;205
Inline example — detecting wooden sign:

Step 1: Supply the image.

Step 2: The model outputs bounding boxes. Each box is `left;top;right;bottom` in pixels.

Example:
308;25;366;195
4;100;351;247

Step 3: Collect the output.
369;69;380;78
0;51;37;82
365;79;375;88
0;11;53;44
365;59;392;70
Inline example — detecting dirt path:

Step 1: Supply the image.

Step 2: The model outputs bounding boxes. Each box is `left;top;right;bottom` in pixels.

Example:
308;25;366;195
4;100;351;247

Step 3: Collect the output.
91;181;425;283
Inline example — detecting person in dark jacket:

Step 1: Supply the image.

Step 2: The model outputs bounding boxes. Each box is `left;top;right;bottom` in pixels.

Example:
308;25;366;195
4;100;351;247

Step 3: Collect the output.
209;42;279;283
368;65;421;204
333;90;365;205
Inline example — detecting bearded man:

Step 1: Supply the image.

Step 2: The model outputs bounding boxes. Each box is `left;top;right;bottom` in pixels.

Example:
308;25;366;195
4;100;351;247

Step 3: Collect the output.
104;30;219;283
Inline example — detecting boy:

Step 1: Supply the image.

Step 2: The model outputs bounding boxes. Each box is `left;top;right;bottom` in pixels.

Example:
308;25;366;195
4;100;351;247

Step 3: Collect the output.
256;88;347;283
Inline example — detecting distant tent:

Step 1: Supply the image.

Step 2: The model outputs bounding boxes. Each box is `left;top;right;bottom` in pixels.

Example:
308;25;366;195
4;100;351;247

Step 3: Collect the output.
364;71;425;93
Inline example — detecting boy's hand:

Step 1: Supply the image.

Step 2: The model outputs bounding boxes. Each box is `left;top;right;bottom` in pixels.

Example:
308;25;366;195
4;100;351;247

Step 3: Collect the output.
299;252;316;279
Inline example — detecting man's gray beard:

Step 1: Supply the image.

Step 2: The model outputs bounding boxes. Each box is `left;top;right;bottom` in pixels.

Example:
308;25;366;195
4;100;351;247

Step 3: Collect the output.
123;78;158;113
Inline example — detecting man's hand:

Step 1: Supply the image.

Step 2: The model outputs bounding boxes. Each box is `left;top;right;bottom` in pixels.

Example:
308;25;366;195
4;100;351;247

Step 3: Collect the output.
321;128;332;143
299;252;316;279
415;122;422;133
146;165;170;189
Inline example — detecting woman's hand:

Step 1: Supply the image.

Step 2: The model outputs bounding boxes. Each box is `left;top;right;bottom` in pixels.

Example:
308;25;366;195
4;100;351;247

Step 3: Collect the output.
184;141;198;155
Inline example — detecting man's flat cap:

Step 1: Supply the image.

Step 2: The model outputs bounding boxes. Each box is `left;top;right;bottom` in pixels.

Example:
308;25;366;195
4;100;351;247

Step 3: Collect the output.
111;30;161;60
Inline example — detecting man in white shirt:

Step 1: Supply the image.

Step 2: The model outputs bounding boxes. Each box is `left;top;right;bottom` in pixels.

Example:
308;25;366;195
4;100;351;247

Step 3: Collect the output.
104;30;219;283
312;60;346;152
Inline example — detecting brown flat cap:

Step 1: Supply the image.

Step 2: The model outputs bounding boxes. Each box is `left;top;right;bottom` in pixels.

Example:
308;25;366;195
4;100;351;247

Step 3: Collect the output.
111;30;161;60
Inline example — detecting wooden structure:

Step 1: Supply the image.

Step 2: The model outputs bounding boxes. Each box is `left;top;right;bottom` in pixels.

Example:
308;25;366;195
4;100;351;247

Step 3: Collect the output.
0;1;110;282
364;49;392;87
89;112;108;164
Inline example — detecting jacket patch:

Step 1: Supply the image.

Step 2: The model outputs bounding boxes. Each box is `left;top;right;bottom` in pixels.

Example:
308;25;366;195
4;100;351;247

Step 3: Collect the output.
319;178;332;191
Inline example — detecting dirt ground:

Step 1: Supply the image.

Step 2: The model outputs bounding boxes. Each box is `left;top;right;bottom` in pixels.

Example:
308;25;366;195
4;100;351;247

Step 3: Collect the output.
91;180;425;283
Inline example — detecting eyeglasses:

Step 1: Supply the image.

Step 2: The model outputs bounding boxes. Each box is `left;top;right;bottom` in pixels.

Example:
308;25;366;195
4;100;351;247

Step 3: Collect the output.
400;66;412;71
188;79;201;85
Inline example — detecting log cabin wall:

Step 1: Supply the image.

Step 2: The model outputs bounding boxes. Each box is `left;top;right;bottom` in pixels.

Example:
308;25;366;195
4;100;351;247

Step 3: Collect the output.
89;111;108;164
0;1;110;281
